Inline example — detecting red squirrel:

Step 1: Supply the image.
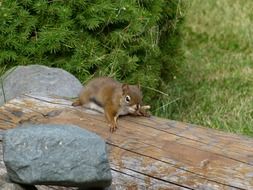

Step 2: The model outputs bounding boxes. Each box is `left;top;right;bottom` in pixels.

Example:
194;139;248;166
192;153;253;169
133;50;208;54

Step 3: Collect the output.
72;77;150;132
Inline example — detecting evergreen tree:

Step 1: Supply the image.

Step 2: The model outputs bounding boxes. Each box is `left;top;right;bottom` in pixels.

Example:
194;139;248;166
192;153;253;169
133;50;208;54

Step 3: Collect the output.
0;0;184;101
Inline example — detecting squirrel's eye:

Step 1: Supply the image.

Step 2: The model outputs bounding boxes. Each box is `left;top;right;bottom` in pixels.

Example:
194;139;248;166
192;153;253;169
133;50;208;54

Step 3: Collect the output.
125;95;131;103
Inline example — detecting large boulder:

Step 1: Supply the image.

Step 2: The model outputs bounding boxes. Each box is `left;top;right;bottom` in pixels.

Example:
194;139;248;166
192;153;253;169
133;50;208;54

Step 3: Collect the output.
3;124;112;188
0;65;82;105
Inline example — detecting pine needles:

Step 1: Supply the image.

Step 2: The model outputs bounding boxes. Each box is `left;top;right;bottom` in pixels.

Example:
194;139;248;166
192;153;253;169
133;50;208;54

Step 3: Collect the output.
0;0;184;103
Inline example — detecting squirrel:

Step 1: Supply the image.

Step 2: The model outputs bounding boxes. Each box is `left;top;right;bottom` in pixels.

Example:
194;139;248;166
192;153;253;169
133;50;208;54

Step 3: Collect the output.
72;77;150;132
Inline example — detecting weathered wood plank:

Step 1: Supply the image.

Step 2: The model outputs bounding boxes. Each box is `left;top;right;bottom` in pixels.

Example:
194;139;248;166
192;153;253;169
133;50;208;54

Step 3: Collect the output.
42;111;252;189
127;116;253;165
110;168;189;190
109;146;233;189
0;95;252;190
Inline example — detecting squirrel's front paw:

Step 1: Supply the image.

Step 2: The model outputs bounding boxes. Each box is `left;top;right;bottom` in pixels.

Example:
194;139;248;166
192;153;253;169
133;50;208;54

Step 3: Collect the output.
136;105;151;117
109;123;118;133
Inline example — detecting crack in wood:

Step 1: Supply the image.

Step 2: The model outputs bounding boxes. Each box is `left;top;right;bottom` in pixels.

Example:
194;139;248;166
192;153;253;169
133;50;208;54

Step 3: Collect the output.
106;142;248;190
24;94;73;106
111;167;194;190
124;118;253;166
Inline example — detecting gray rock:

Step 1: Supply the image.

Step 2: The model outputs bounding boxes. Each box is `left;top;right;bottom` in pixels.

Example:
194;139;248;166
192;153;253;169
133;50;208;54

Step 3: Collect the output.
0;174;37;190
3;124;112;188
0;65;82;105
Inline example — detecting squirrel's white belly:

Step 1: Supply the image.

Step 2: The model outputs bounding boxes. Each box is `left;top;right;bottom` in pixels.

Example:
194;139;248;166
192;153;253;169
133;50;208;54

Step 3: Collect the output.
84;102;137;117
84;102;104;113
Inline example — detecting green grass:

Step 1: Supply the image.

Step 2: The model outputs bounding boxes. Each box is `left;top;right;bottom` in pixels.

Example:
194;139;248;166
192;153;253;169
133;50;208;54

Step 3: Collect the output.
155;0;253;136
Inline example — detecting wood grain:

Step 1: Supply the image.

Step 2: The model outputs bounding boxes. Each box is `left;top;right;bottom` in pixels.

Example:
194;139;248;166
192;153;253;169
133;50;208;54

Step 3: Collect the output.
0;94;252;190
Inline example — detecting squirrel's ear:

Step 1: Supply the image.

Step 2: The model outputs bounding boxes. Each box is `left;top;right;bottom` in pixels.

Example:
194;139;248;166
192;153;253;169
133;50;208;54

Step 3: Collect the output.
122;84;129;94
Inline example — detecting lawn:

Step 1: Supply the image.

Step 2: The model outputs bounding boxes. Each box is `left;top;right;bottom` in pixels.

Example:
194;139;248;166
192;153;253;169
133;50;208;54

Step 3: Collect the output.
155;0;253;136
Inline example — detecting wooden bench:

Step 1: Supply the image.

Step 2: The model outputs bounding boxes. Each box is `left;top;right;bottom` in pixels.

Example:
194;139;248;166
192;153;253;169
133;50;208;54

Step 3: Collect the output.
0;94;252;190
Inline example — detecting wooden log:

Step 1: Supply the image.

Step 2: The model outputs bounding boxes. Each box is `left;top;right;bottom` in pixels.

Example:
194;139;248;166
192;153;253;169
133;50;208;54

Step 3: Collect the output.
0;94;253;190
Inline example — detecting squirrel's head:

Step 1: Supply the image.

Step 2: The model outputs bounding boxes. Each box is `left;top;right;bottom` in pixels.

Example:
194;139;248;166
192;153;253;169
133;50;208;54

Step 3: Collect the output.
120;84;142;114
